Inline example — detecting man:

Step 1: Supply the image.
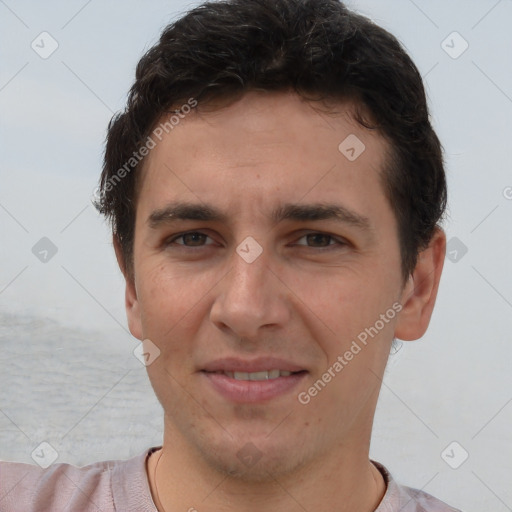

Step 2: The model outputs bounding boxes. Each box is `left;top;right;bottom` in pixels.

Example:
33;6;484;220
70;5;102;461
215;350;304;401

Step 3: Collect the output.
0;0;462;510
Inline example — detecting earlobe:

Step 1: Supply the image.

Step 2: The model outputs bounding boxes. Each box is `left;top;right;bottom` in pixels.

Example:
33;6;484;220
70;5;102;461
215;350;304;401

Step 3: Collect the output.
394;228;446;341
113;235;143;341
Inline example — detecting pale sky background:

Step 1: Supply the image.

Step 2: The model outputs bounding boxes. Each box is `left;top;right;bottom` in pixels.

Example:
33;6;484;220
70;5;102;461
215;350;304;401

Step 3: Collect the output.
1;1;511;510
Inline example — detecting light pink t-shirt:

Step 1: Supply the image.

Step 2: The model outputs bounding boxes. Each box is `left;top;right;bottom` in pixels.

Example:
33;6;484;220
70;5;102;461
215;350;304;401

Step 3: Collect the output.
0;447;461;511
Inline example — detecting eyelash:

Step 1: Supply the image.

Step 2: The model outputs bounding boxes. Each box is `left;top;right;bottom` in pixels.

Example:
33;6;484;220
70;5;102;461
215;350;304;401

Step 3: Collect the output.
164;231;348;251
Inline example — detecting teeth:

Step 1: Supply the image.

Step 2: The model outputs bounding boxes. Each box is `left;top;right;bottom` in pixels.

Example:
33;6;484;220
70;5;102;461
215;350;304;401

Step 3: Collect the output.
225;370;293;381
249;371;268;381
267;369;280;379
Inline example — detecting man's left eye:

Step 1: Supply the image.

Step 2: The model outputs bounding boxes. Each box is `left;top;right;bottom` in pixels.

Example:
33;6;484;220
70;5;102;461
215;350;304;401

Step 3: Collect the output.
295;233;346;248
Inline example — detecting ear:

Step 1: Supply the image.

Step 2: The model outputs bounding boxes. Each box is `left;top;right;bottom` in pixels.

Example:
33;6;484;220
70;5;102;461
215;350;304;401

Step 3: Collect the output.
113;235;143;341
394;227;446;341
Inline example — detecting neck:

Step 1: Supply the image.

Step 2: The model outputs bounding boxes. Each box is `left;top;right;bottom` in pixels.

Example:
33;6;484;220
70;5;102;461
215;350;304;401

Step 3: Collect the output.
147;429;386;512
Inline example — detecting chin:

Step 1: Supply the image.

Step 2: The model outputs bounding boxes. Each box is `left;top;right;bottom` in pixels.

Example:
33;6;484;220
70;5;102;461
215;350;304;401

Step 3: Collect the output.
198;436;310;483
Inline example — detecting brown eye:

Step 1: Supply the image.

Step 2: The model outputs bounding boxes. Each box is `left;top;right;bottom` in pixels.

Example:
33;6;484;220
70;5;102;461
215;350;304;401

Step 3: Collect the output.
167;232;212;247
306;233;332;247
295;232;345;248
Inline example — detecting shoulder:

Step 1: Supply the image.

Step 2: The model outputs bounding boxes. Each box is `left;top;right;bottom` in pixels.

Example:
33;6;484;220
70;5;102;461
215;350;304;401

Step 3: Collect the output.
372;460;463;512
0;457;116;512
0;448;157;512
397;484;463;512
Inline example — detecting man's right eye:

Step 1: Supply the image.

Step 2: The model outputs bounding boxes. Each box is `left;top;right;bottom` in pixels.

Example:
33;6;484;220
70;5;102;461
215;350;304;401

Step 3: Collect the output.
165;231;215;247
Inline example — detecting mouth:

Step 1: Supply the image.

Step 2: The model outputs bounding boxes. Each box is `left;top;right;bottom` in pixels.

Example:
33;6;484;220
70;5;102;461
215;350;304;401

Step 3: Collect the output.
203;369;305;381
200;363;308;403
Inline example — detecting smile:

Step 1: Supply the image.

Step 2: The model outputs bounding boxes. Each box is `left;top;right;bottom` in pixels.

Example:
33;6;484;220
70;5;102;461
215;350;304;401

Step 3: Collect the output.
213;370;293;380
201;369;308;402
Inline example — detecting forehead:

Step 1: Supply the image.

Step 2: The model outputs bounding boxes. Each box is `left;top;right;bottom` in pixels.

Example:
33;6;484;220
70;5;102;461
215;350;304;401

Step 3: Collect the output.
136;91;392;226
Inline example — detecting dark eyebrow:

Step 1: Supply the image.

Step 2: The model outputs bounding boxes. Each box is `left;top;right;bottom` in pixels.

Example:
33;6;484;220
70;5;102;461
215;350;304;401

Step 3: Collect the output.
147;201;372;232
148;202;227;228
271;203;372;231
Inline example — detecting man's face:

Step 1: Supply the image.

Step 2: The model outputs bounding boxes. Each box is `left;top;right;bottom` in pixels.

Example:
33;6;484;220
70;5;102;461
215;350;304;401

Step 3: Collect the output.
126;91;408;479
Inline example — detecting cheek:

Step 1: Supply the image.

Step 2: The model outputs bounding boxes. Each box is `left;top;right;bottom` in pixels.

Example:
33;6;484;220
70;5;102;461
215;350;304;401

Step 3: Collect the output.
308;272;376;331
312;271;399;356
137;262;212;337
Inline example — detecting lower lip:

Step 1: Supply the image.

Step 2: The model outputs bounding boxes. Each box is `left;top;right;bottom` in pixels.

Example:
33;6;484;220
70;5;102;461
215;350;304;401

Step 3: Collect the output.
201;371;307;403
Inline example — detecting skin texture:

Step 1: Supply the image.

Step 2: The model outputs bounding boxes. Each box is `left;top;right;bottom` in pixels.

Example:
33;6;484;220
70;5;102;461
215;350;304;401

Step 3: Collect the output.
115;91;446;512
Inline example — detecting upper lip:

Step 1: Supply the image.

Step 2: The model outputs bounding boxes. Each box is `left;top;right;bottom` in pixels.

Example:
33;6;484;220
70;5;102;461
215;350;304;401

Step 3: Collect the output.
201;357;306;373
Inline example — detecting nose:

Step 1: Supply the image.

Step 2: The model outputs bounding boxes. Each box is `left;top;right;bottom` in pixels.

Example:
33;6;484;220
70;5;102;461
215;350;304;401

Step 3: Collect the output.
209;242;290;341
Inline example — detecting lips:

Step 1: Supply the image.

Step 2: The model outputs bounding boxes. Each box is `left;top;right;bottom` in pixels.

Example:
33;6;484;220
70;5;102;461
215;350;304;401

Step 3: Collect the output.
200;357;308;402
